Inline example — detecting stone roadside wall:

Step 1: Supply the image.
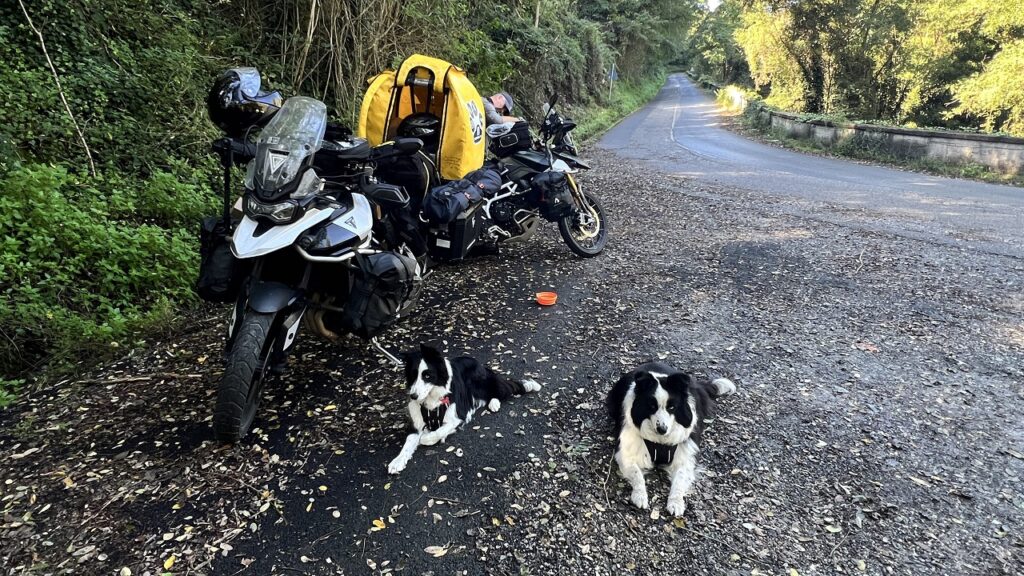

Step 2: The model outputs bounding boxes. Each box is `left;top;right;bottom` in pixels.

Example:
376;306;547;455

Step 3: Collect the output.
713;83;1024;176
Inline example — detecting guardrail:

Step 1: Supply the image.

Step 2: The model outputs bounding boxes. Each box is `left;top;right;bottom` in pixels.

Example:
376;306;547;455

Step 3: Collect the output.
704;80;1024;177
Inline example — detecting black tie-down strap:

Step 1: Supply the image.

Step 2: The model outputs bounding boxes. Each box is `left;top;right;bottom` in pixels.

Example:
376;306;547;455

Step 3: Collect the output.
644;439;677;466
420;396;451;431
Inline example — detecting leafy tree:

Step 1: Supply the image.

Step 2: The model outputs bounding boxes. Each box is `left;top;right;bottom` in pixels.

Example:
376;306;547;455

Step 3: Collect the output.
685;0;748;85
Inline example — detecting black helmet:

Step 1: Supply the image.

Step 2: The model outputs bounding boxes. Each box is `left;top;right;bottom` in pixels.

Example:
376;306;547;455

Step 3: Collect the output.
206;68;282;137
396;112;442;151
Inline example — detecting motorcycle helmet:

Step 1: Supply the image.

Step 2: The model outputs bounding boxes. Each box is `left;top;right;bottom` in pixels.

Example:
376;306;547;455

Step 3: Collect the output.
207;67;283;138
397;112;442;151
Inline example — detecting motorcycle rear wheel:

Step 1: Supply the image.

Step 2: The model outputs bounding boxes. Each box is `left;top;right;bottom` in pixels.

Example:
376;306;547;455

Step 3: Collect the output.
213;311;276;442
558;190;608;257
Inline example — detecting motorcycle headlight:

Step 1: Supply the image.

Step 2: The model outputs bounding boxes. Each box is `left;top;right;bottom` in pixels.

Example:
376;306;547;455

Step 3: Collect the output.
245;196;299;223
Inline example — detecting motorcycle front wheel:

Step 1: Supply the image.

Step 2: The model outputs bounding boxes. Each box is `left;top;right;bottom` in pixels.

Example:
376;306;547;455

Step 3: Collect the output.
558;190;609;257
213;310;277;442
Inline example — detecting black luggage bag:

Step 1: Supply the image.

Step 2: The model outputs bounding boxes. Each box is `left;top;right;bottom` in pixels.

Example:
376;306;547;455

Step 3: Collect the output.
338;251;421;339
196;216;246;303
529;171;575;221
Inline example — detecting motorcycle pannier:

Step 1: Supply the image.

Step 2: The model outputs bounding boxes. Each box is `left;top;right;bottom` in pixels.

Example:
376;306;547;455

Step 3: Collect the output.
529;171;574;221
488;120;532;158
339;251;421;339
196;216;244;303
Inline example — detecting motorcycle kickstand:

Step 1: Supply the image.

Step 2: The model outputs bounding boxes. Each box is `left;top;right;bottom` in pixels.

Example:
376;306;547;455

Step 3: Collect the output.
370;337;403;370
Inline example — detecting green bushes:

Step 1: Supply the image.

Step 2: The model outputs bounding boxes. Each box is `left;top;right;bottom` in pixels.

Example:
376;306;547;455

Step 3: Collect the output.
0;164;215;376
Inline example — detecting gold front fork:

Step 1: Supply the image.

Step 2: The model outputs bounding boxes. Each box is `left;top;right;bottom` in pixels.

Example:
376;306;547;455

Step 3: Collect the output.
565;173;600;239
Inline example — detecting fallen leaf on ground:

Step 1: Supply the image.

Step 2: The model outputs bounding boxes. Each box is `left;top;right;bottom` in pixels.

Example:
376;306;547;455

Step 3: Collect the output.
424;544;449;558
853;341;879;352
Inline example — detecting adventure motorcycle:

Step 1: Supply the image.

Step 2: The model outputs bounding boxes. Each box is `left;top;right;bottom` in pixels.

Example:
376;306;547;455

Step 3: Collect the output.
355;55;608;260
199;69;427;442
474;93;607;258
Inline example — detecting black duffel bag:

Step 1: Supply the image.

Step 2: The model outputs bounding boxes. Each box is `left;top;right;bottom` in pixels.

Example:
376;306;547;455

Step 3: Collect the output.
464;167;503;197
422;180;482;226
529;171;575;221
487;120;532;157
339;251;421;339
196;216;245;303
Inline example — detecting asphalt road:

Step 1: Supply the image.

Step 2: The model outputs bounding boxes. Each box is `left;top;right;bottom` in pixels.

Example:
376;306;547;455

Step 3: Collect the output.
2;76;1022;576
604;74;1024;260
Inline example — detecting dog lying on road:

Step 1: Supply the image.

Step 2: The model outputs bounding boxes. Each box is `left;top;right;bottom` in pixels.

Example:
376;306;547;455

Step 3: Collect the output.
607;362;736;516
387;344;541;474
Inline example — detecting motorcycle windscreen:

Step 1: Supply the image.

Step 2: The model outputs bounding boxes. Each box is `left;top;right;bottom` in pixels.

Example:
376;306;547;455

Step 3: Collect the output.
253;96;327;195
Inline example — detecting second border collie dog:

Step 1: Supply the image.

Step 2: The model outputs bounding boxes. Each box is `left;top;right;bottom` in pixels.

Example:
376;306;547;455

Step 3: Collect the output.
607;362;736;516
387;344;541;474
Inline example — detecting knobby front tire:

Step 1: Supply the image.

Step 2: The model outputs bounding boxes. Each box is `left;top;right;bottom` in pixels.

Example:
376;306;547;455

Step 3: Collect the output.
213;310;276;443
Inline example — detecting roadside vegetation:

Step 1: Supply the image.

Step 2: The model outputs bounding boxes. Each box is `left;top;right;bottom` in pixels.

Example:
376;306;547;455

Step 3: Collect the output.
0;0;699;399
686;1;1023;137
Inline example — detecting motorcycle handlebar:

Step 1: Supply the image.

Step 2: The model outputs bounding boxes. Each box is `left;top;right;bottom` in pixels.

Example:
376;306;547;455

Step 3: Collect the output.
211;137;256;166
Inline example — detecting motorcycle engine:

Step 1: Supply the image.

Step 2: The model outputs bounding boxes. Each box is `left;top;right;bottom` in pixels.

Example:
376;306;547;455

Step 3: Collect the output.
491;201;516;227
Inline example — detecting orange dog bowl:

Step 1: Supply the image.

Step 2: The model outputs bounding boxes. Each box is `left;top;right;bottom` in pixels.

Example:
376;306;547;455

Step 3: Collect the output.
536;292;558;306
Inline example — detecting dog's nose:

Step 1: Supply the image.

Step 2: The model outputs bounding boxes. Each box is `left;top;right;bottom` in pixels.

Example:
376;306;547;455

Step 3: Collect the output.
656;423;668;435
409;391;419;399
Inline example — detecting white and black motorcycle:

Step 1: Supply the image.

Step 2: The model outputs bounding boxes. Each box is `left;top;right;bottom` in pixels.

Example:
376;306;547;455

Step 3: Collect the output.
201;70;426;441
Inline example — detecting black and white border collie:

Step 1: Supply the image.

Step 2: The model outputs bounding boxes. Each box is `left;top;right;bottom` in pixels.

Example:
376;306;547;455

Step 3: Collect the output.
387;344;542;474
607;362;736;516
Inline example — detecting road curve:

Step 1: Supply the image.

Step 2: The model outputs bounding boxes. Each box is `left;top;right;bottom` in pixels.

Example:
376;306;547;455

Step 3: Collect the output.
600;74;1024;259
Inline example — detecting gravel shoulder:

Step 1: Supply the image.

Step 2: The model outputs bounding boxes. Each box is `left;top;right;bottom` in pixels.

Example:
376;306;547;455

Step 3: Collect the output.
2;87;1023;575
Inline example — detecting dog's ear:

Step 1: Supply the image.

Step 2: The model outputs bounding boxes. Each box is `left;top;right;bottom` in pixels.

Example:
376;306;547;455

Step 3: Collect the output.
665;372;694;391
634;371;657;387
420;343;442;358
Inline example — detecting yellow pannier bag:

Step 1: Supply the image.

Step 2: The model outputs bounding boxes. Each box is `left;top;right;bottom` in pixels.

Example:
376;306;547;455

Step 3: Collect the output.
358;54;486;181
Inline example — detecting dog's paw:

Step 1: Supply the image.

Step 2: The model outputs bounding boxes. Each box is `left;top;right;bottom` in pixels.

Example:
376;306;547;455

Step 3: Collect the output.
419;432;440;446
522;379;542;393
387;457;407;475
488;398;501;412
630;488;649;510
712;377;736;397
666;496;687;517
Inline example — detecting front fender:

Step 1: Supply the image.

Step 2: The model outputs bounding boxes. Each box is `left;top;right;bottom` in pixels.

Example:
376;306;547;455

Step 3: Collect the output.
248;281;298;314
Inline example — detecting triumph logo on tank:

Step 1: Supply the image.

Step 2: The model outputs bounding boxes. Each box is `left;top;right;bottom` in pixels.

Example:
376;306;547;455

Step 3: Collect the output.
467;101;484;144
